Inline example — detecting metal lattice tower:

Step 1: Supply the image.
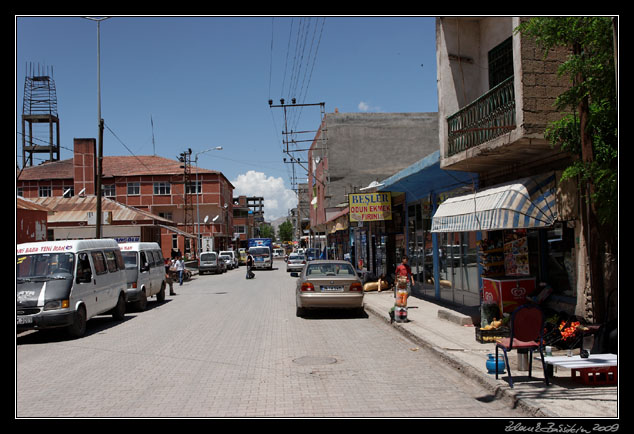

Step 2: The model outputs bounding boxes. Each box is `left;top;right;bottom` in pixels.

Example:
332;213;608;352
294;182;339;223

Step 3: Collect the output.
22;63;60;167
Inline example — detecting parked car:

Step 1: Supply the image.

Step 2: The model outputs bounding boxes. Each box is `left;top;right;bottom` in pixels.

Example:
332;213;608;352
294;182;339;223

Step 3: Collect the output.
305;248;320;261
286;253;306;273
16;239;128;338
199;251;222;275
220;250;238;269
219;254;233;270
238;249;248;265
292;260;364;317
119;242;167;310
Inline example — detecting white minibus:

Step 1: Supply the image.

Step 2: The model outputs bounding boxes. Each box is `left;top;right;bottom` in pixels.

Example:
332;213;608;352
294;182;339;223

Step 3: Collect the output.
16;239;127;338
118;242;167;310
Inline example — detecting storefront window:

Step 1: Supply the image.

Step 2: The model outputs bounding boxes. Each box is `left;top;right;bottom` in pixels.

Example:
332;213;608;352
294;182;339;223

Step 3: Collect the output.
545;223;575;298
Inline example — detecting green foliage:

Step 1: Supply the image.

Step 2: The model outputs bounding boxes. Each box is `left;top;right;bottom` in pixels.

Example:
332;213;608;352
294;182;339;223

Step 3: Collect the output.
278;220;294;242
516;17;617;230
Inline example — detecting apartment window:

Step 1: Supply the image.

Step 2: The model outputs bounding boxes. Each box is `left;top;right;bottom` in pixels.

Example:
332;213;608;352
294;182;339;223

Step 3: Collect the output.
234;225;246;234
159;212;173;221
127;182;140;196
154;182;171;195
488;37;514;89
17;187;23;197
186;180;201;194
39;185;52;197
103;184;116;197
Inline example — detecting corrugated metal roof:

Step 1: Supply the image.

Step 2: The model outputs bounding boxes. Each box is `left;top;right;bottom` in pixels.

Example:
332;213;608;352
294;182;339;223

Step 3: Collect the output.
31;195;173;224
17;196;55;212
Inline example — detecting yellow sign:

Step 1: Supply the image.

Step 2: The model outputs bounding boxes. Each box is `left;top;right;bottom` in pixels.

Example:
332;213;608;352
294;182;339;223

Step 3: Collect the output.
349;192;392;222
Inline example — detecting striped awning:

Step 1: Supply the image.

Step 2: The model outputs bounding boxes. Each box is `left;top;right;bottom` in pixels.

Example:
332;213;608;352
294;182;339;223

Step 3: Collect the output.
431;173;557;233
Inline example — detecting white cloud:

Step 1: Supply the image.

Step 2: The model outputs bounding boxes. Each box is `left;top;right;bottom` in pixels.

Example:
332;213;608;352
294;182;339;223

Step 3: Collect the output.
358;101;381;112
231;170;297;221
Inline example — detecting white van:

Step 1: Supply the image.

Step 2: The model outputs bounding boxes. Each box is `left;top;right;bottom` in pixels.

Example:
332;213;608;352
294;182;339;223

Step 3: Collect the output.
118;242;167;310
16;239;128;338
219;250;238;269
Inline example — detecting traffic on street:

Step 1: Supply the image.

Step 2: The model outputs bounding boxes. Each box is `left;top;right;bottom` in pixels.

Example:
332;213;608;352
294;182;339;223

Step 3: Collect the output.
16;255;526;418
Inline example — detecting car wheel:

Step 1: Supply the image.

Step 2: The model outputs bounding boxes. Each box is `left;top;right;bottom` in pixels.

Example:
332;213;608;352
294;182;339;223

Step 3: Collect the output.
134;290;148;311
157;283;166;302
66;305;87;338
112;293;126;320
296;305;304;317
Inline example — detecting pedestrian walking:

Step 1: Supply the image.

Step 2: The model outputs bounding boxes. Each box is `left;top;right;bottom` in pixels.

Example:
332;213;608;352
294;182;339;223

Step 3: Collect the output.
175;256;185;286
165;258;176;295
394;255;414;296
246;254;255;279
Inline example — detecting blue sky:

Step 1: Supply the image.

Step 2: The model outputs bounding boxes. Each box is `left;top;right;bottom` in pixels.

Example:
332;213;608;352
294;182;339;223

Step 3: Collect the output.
16;16;438;220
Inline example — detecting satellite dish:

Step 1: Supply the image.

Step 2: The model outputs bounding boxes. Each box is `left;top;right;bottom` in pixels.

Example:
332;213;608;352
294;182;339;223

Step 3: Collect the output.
78;188;86;196
212;215;220;222
204;215;209;223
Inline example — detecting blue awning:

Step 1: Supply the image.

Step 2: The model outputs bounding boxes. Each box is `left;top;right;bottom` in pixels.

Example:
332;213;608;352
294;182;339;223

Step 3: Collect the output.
431;173;558;233
378;151;477;202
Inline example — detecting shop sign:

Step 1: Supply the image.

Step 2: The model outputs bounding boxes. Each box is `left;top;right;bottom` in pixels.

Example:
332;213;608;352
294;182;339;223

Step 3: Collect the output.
348;192;392;222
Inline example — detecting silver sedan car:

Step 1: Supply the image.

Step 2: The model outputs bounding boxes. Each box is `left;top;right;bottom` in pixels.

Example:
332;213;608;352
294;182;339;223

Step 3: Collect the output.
286;253;306;273
293;260;364;317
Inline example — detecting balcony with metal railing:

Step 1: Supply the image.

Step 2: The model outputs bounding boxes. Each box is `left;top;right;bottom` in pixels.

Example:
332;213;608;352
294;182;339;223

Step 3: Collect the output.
446;76;516;157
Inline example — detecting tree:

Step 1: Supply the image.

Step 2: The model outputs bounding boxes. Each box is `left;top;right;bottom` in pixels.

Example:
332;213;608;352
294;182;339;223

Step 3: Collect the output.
516;17;617;323
259;223;275;240
278;220;294;242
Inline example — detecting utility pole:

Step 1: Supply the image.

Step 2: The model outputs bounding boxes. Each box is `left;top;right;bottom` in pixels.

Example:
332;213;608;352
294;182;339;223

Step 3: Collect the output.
179;149;193;256
269;99;327;244
84;16;110;239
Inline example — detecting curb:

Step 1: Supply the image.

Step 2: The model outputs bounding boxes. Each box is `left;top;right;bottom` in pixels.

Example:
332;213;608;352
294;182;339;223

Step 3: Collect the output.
363;302;558;418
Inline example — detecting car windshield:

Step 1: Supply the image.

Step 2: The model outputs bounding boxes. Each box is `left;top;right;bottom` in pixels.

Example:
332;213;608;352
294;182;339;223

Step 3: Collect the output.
200;253;217;261
249;247;269;256
305;263;356;277
17;253;75;279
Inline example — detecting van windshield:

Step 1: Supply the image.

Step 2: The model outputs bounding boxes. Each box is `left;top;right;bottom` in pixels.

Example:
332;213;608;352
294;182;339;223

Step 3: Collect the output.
249;247;269;256
17;253;75;279
121;251;138;269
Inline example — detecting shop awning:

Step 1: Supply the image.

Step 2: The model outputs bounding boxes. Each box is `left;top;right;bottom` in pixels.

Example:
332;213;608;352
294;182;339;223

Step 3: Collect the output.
431;173;557;233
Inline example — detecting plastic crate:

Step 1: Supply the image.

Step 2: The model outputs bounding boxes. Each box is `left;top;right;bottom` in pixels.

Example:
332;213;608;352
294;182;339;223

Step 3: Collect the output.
476;326;510;343
572;366;617;385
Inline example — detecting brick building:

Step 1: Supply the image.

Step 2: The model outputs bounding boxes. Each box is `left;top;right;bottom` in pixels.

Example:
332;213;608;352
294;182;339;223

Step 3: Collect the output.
17;138;234;259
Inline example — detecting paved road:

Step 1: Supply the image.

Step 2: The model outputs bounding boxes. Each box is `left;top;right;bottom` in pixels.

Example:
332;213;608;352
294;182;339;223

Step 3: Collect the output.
16;262;526;418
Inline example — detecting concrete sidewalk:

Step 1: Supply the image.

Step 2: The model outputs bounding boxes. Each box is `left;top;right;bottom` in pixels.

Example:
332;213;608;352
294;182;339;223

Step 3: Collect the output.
362;290;618;418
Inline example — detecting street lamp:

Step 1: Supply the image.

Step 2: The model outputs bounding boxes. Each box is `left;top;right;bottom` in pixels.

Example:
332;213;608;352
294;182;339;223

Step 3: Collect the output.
195;146;223;258
83;17;110;238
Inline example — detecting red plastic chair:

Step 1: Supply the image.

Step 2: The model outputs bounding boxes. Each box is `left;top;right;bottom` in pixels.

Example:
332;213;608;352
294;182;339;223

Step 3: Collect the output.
495;304;550;388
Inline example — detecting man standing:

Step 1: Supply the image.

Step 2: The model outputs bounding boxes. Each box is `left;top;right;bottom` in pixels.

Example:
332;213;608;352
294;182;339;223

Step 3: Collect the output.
175;255;185;286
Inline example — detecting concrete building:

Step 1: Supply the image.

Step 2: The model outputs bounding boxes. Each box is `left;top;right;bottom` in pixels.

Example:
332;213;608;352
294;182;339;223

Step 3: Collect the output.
432;17;596;319
308;111;439;275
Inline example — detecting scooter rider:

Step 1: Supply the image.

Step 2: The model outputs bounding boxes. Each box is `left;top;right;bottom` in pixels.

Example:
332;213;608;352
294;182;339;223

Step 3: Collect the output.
246;254;255;279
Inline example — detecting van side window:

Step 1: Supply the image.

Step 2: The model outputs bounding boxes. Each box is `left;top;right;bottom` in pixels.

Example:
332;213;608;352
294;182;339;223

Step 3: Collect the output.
147;250;157;268
139;251;149;272
91;251;108;275
104;250;118;272
154;250;164;265
114;250;125;270
76;252;93;283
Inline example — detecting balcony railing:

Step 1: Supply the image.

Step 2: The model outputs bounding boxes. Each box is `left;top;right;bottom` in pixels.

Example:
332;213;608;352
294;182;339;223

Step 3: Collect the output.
447;76;516;157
